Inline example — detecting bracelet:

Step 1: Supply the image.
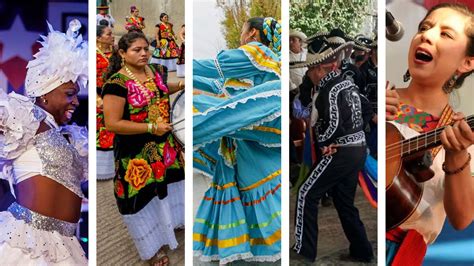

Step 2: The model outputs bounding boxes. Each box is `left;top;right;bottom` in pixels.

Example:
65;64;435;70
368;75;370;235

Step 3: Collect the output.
442;153;471;176
147;123;153;134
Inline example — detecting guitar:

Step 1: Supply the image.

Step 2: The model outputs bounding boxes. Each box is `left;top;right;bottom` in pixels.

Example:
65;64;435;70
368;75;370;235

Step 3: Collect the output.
386;115;474;230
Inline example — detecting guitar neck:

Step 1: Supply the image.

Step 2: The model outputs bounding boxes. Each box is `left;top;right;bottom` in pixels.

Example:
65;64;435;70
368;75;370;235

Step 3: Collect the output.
401;115;474;157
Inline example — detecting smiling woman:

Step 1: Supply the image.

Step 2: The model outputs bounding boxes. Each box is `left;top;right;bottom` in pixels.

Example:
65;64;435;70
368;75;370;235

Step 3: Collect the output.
0;20;88;265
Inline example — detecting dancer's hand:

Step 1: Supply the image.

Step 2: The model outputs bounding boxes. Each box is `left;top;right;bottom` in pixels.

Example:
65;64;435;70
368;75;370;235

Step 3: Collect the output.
386;82;399;121
321;143;338;156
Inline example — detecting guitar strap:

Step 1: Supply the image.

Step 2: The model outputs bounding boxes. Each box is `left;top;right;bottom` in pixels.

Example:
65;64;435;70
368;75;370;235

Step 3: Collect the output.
431;104;454;159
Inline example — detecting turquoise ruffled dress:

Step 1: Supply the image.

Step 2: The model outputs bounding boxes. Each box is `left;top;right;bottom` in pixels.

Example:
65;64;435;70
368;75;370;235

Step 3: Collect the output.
193;42;281;263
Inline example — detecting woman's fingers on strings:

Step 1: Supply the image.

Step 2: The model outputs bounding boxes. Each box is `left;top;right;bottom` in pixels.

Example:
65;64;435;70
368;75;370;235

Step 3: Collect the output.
440;129;452;151
444;124;463;151
452;112;466;121
457;120;474;147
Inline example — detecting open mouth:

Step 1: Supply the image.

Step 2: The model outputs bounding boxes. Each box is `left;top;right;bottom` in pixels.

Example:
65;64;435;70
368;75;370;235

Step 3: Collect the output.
65;109;75;120
415;49;433;62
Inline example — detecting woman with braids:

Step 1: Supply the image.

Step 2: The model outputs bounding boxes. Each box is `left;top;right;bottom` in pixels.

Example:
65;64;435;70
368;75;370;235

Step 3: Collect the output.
193;17;282;263
102;31;185;266
385;3;474;265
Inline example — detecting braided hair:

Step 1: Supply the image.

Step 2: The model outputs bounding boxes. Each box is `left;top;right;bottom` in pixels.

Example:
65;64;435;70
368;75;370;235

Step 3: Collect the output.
246;17;282;56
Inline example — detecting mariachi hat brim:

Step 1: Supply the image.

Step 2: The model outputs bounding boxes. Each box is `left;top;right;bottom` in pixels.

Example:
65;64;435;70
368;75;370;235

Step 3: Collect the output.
344;35;371;52
291;41;354;69
97;6;109;9
354;35;377;49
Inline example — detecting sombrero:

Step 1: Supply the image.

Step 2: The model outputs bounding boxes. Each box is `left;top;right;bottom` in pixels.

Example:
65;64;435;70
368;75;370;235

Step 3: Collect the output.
291;29;353;69
290;29;307;42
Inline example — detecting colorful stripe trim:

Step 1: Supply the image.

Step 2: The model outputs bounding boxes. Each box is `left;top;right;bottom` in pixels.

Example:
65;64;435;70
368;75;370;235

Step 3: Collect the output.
252;126;281;134
196;149;217;165
195;210;281;230
210;182;236;190
242;183;281;206
193;157;207;167
239;169;281;191
202;196;240;205
193;89;228;98
193;229;281;248
224;78;253;88
202;183;281;206
240;44;281;76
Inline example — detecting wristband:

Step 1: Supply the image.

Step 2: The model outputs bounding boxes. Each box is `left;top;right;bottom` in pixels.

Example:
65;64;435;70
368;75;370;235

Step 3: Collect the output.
443;153;471;176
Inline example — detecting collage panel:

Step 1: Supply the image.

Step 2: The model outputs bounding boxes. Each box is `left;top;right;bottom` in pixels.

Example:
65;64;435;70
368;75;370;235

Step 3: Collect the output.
0;0;89;264
289;0;378;264
386;0;474;265
96;0;185;265
193;0;282;264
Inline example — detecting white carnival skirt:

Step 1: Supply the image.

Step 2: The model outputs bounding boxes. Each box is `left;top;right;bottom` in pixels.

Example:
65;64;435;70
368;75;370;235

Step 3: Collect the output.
121;180;184;260
0;203;87;265
96;150;115;180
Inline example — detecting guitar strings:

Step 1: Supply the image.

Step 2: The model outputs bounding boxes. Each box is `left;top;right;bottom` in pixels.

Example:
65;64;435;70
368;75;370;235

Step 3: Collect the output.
386;116;474;161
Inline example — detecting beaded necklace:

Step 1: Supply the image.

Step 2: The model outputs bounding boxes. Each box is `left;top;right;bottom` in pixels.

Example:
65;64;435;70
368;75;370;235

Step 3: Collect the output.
124;65;158;96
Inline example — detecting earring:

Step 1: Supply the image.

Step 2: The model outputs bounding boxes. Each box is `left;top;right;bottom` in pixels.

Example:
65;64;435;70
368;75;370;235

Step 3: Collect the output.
41;97;48;105
442;74;458;94
403;69;411;82
121;57;125;67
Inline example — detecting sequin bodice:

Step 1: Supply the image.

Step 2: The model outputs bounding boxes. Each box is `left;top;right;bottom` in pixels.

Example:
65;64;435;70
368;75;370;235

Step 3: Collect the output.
33;129;85;198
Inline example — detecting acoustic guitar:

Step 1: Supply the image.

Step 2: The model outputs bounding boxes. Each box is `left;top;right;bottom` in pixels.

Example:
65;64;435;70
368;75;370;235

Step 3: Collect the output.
386;115;474;230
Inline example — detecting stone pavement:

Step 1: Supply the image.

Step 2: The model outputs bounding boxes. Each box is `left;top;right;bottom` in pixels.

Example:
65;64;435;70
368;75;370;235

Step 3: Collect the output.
289;185;378;265
97;71;185;266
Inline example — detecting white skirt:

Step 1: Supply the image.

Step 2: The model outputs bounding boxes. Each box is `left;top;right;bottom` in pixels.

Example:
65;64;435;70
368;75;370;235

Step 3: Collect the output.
176;64;185;78
149;58;177;72
96;150;115;180
122;180;184;260
0;210;87;265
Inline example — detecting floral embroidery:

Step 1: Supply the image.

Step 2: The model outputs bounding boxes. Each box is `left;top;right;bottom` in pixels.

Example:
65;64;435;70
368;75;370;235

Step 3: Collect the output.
115;180;125;198
130;111;148;122
126;80;155;108
158;98;170;122
163;140;177;167
96;107;114;149
98;130;115;149
124;158;152;191
151;161;166;182
155;70;169;92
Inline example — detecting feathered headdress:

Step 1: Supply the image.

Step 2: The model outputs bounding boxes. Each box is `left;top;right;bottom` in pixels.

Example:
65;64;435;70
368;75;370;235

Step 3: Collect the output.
25;19;88;98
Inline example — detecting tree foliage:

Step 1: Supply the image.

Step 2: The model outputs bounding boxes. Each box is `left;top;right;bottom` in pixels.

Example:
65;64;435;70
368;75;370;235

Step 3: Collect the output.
290;0;376;38
217;0;281;49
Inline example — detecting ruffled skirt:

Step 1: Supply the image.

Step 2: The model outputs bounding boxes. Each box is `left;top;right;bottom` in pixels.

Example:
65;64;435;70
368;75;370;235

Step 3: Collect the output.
121;180;184;260
0;204;87;265
193;170;281;264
